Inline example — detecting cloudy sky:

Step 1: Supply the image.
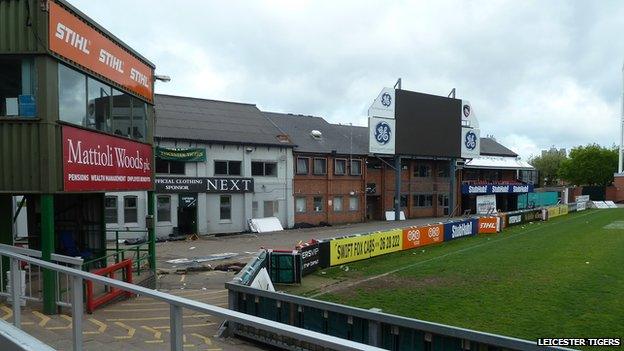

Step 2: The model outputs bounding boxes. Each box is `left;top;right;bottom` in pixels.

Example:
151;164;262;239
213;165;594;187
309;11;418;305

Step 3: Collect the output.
69;0;624;160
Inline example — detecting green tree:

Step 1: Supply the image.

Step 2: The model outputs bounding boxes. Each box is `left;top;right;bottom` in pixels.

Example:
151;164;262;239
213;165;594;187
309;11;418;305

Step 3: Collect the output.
558;144;618;186
529;149;567;186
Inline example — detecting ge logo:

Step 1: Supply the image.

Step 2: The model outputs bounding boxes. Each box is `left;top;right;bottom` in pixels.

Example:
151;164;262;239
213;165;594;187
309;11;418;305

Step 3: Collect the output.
465;131;477;150
375;122;391;145
381;92;392;107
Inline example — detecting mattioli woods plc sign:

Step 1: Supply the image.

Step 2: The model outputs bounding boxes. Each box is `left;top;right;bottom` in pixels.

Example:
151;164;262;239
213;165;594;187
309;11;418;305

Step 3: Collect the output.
48;1;153;102
62;126;153;191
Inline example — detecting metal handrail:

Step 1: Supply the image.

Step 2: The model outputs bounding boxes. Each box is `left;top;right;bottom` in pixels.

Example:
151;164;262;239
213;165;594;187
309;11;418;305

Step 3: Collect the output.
81;242;150;272
0;243;83;266
0;247;384;351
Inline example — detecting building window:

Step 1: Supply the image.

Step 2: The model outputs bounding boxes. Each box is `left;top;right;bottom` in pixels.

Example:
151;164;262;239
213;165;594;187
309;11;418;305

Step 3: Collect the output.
252;201;259;218
438;194;449;207
313;158;327;175
215;160;242;176
58;63;147;141
296;157;309;175
156;159;185;174
413;194;434;207
394;195;409;208
349;196;359;211
437;163;450;178
334;159;346;175
157;195;171;222
350;159;362;176
123;196;138;223
0;58;36;117
313;196;323;212
414;163;432;177
252;161;277;176
220;195;231;220
295;197;306;213
333;196;343;212
105;196;117;224
264;200;279;217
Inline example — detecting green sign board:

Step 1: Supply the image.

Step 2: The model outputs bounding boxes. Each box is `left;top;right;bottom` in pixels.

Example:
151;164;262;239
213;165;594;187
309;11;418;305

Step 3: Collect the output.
155;146;206;162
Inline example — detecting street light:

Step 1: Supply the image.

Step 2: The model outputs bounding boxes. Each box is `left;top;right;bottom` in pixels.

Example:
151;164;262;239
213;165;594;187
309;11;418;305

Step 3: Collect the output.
154;74;171;82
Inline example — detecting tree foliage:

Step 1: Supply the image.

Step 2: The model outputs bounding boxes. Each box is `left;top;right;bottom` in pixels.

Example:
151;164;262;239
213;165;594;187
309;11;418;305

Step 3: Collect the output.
558;144;618;186
529;150;567;186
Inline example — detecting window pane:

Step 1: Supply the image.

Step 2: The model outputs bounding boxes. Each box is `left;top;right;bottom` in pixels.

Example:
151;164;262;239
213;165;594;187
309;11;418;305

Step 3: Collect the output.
296;197;306;213
333;197;343;212
229;161;242;176
131;97;146;140
350;160;362;176
314;159;326;174
105;196;117;223
157;196;171;222
263;201;274;217
112;89;132;138
0;58;36;116
169;161;185;174
58;64;86;126
438;163;450;177
251;162;263;176
296;158;308;174
155;158;169;173
87;77;111;132
252;201;258;218
124;196;138;223
313;197;323;212
349;196;359;211
264;163;277;176
214;161;228;175
220;196;231;220
335;160;346;175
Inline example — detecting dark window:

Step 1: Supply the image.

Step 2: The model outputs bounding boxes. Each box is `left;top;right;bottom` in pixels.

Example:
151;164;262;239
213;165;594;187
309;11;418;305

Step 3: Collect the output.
334;159;346;175
252;161;277;176
350;159;362;176
215;160;241;176
437;163;450;178
414;163;432;177
157;195;171;222
220;195;231;220
59;64;87;126
87;77;111;132
394;195;409;208
438;194;449;207
105;196;117;224
295;197;306;213
313;158;327;175
156;159;185;174
296;157;309;174
0;58;36;117
123;196;138;223
313;197;323;212
131;97;146;140
413;194;434;207
112;88;132;138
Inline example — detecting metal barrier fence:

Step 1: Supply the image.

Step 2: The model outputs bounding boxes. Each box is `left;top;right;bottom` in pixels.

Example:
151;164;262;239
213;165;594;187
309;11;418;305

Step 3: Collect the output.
0;243;82;308
225;281;574;351
0;246;383;351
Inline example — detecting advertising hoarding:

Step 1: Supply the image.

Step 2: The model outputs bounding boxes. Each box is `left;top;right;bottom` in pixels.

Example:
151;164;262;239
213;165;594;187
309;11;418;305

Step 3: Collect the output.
402;224;444;250
476;194;497;214
300;243;321;276
329;229;403;266
155;177;254;193
62;125;152;191
443;219;477;241
368;117;396;155
478;217;500;233
462;184;533;194
49;1;153;102
367;87;395;119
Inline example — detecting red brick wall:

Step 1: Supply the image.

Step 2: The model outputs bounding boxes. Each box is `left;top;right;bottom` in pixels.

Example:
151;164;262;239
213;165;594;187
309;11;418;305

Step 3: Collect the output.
293;153;366;225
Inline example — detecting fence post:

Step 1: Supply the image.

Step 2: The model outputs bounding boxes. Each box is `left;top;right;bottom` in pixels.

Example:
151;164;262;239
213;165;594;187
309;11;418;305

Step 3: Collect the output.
170;304;183;351
10;257;21;328
71;275;83;351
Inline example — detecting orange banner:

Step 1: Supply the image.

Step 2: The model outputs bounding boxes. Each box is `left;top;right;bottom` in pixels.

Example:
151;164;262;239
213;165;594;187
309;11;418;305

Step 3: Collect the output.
402;224;444;250
49;1;153;102
478;217;500;234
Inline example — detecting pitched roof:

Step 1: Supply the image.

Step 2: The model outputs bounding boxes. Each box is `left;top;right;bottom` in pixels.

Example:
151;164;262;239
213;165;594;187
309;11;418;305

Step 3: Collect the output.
154;94;292;147
480;137;518;157
264;112;368;155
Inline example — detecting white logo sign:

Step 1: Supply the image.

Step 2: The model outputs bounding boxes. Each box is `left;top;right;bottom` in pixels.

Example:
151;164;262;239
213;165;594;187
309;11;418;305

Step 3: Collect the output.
369;117;395;155
368;87;395;119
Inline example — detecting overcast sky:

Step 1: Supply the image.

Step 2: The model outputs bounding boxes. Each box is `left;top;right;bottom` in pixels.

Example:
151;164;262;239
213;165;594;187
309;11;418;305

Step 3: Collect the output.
69;0;624;160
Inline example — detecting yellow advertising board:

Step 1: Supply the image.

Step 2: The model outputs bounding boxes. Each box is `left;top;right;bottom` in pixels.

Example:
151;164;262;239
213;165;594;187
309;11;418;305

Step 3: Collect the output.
329;229;403;266
547;204;569;219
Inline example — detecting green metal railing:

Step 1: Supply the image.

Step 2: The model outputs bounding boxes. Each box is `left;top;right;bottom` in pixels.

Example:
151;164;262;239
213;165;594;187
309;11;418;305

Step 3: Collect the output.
82;229;152;275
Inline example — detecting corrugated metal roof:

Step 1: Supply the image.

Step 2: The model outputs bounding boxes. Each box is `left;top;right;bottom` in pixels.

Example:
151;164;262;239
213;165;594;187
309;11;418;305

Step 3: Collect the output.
264;112;368;155
480;137;518;157
154;94;293;147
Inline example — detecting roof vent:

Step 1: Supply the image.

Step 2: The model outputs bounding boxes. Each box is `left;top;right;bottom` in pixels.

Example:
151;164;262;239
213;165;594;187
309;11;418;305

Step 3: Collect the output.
310;130;322;139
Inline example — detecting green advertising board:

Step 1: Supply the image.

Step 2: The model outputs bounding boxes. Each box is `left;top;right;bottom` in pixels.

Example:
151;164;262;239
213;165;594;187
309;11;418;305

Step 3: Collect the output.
155;146;206;162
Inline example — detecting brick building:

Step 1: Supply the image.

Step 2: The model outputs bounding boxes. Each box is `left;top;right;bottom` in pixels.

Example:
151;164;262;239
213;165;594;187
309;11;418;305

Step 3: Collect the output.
266;113;368;226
